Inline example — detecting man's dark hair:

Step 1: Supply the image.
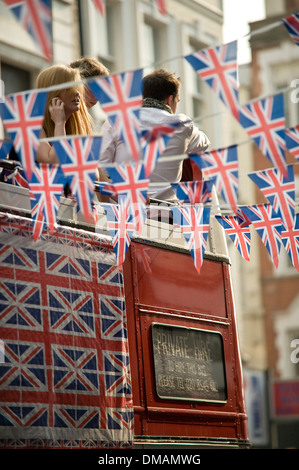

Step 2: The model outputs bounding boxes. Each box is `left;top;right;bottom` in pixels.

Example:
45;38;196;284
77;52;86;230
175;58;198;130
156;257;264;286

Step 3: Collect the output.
142;69;181;101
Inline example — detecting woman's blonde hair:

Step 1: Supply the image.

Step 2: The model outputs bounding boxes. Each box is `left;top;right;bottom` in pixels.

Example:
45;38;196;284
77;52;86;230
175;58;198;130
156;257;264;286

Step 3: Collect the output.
36;64;92;137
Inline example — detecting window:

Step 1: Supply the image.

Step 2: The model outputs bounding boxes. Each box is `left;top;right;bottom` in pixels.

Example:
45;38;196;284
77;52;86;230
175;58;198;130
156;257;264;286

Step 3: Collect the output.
185;40;206;121
0;62;31;95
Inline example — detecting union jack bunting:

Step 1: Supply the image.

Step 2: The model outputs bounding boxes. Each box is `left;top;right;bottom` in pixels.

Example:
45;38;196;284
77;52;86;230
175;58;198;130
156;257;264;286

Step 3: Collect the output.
282;13;299;46
28;163;65;241
0;212;133;448
285;124;299;161
102;199;136;270
88;69;143;161
280;214;299;271
3;0;52;61
190;145;239;213
172;205;210;274
215;214;251;261
151;0;167;15
241;203;283;268
248;165;295;230
91;0;106;16
171;179;213;204
0;90;48;180
104;162;149;233
140;122;181;177
238;93;287;176
51;136;102;224
185;41;239;120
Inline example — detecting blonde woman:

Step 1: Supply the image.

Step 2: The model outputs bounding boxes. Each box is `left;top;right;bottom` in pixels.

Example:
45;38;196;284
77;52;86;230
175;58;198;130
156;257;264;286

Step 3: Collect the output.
36;64;92;163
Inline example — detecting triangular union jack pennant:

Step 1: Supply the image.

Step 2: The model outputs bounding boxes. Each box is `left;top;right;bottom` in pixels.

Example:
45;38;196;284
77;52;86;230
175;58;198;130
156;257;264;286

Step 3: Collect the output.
241;203;283;268
3;0;52;61
215;214;251;261
185;41;239;120
280;214;299;271
88;69;143;161
171;179;213;204
51;136;102;224
140;122;181;178
190;145;239;213
248;165;295;230
28;163;65;241
104;162;149;233
285;124;299;161
239;93;287;176
0;89;48;180
102;199;135;271
172;205;210;274
91;0;106;16
282;12;299;46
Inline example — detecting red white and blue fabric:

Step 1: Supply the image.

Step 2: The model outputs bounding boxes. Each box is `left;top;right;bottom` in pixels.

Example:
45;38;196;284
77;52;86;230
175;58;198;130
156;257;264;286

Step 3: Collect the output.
102;199;136;271
215;214;251;261
91;0;106;16
248;165;295;230
280;214;299;271
88;70;143;161
172;205;210;274
282;13;299;46
185;41;239;120
190;145;238;213
51;136;102;224
28;163;65;241
285;124;299;161
241;203;283;268
238;93;287;176
140;122;181;177
0;90;48;180
0;212;133;448
104;162;149;233
0;139;13;159
171;179;213;204
3;0;52;61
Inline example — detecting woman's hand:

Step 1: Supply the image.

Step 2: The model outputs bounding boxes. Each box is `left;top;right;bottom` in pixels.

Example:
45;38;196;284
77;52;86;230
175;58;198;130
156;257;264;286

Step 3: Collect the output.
49;97;66;126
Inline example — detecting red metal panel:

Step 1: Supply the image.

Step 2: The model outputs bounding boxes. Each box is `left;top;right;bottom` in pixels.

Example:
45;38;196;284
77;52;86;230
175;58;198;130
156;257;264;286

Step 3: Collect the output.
131;242;227;318
124;241;249;444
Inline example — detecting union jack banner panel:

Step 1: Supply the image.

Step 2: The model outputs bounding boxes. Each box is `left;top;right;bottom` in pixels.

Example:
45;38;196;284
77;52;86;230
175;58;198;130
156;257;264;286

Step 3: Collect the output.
0;212;133;449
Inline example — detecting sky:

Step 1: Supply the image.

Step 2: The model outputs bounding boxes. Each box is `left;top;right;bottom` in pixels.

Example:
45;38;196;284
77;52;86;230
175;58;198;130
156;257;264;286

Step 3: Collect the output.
223;0;266;63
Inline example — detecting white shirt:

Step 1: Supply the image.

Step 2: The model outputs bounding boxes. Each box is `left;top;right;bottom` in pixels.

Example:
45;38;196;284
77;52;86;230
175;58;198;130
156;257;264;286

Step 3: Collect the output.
100;108;210;200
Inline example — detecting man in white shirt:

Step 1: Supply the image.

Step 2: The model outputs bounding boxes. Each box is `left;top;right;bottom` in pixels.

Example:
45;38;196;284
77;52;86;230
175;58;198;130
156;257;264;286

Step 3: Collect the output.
100;69;210;201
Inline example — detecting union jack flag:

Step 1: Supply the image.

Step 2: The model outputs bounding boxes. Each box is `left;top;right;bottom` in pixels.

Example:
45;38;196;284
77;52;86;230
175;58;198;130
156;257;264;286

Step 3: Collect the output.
51;136;102;224
88;69;143;161
239;93;287;176
0;90;48;180
248;165;295;230
172;205;210;274
241;203;283;268
215;214;251;261
285;124;299;161
185;41;239;120
3;0;52;61
280;214;299;271
140;122;180;177
282;13;299;46
171;179;213;204
28;163;65;241
0;212;133;448
91;0;105;16
105;162;149;233
190;145;239;213
102;199;136;271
